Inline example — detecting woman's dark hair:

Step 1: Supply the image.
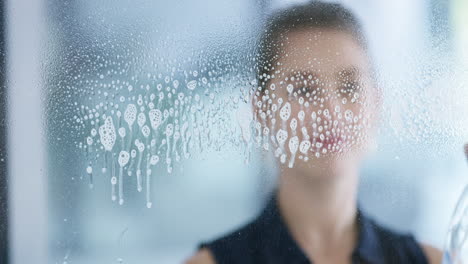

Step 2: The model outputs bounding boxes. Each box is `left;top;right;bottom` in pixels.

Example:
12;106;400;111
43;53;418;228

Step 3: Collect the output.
256;2;369;92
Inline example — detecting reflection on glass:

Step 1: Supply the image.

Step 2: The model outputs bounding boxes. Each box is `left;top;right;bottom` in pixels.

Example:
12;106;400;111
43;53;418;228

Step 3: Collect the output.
28;0;467;262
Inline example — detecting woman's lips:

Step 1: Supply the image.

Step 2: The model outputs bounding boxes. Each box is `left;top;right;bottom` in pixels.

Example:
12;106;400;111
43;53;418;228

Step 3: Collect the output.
311;135;345;152
318;136;344;145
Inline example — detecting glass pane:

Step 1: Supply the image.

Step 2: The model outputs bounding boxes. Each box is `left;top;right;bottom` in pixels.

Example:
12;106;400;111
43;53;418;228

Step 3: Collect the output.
6;0;468;263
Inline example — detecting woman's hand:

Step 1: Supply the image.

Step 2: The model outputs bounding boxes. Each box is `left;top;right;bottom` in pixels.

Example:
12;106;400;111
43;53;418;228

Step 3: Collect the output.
465;143;468;161
442;144;468;264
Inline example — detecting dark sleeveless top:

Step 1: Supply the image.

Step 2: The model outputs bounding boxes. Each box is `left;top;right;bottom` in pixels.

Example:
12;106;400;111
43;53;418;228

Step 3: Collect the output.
199;195;428;264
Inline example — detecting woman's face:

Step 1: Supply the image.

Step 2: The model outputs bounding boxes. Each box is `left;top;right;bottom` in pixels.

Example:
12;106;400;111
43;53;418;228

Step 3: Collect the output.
255;28;380;173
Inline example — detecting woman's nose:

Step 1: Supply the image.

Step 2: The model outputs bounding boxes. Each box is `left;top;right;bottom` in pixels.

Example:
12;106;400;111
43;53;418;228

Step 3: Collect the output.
322;90;340;118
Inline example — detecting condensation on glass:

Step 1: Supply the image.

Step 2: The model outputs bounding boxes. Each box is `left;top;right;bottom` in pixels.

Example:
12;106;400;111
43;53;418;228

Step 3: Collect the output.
24;0;468;263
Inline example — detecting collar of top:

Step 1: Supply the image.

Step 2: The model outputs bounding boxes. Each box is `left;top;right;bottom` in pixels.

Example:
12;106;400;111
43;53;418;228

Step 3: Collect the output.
256;194;383;264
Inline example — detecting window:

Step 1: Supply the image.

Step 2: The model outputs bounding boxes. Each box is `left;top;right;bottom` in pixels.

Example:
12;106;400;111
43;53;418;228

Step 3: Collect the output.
4;0;468;263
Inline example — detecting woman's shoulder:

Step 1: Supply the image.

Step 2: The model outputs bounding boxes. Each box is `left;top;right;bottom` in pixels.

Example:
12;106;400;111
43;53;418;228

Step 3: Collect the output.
185;248;216;264
420;243;443;264
185;205;443;264
185;218;261;264
364;216;441;264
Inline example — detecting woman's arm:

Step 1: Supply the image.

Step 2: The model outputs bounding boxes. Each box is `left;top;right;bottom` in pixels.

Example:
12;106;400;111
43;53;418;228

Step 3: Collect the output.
421;243;442;264
184;248;216;264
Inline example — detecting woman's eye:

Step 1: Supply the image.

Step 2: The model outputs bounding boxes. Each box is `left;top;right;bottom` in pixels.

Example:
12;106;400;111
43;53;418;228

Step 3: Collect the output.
294;81;318;94
339;81;359;96
295;86;309;94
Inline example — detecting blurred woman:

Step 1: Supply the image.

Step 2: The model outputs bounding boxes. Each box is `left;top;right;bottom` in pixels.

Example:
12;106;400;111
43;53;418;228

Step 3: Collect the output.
187;2;442;263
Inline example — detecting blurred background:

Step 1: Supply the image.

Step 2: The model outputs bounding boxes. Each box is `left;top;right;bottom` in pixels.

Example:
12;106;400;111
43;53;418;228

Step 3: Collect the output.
3;0;468;263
